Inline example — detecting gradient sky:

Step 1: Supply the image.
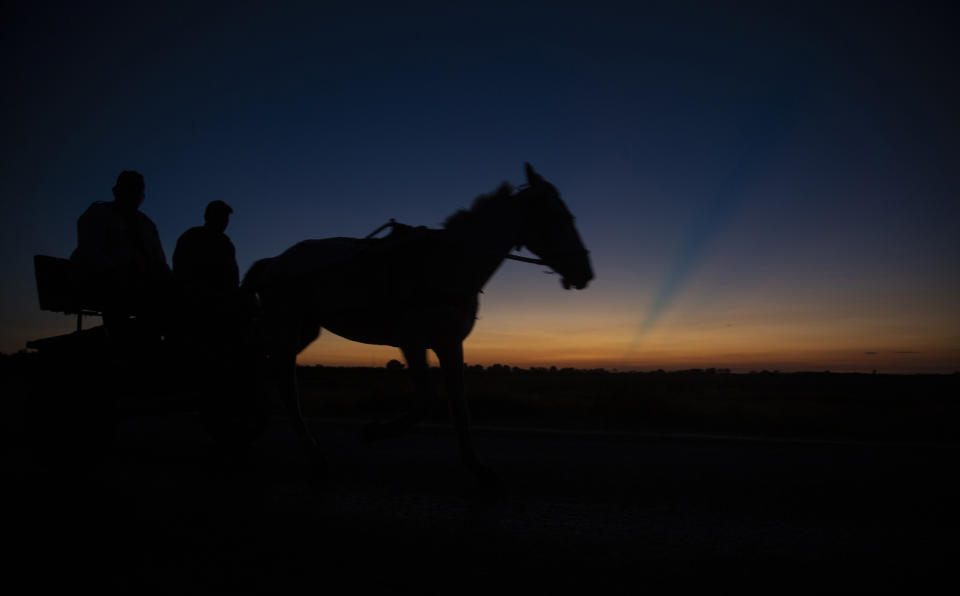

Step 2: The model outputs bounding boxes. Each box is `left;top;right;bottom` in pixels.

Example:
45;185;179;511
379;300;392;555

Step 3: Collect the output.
3;1;958;372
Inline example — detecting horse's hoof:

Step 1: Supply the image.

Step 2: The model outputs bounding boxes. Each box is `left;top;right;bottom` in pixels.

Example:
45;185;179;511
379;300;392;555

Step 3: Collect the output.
361;413;420;443
300;438;329;482
307;452;332;487
471;464;502;497
360;421;387;443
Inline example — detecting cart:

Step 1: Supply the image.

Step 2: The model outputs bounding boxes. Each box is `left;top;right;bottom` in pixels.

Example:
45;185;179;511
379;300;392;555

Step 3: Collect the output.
23;255;272;468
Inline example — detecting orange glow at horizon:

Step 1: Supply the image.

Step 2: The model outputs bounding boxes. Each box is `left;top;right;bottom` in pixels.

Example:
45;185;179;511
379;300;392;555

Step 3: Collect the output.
298;330;959;374
297;293;960;374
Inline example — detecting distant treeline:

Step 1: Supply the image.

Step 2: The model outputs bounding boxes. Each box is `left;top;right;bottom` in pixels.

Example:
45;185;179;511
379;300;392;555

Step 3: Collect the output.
4;349;955;378
294;362;960;402
307;358;957;378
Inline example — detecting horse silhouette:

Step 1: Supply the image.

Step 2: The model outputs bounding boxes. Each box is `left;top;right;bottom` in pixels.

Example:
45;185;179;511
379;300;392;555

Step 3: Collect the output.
241;163;594;486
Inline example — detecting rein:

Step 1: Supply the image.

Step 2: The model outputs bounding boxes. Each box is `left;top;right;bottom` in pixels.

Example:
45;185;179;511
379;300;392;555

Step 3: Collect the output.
505;254;546;265
507;249;591;275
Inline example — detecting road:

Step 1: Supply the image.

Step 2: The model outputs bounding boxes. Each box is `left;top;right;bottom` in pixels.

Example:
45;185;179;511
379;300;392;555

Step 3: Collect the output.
7;414;960;593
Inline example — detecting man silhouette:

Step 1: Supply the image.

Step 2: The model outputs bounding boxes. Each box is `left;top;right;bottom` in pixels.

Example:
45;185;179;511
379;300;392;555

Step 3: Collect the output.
173;200;239;295
173;200;241;343
70;170;171;336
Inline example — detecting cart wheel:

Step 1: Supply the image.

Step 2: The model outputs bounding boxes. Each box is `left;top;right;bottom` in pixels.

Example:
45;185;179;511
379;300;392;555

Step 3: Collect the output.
25;354;118;472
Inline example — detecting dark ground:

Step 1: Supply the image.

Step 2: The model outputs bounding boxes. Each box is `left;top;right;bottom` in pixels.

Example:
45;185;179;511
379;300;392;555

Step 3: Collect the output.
6;412;959;594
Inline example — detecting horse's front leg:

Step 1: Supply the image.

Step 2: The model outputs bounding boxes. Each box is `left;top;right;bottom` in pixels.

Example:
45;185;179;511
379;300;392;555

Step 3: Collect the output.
435;342;498;489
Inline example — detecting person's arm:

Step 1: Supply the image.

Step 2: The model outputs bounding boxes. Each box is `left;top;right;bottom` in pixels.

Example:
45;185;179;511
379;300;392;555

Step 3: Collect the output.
72;205;116;273
143;218;171;276
227;240;240;288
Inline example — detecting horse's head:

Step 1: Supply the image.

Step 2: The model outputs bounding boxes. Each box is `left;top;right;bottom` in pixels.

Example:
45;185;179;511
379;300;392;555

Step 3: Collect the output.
516;163;594;290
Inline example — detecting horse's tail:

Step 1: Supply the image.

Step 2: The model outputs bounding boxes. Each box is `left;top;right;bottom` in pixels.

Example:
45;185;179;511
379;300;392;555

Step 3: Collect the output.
241;257;274;293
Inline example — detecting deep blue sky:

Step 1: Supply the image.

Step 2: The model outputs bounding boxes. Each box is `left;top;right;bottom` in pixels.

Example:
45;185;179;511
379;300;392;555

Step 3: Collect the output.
3;1;958;371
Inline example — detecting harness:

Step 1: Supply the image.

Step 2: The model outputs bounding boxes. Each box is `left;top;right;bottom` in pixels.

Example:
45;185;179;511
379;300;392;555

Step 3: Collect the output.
365;218;560;268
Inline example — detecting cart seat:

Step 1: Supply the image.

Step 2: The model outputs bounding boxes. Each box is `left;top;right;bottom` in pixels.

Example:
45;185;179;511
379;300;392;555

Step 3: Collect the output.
31;254;104;334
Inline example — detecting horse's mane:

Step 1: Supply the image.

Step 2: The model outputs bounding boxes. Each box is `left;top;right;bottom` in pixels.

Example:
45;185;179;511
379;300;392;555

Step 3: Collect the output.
443;182;514;230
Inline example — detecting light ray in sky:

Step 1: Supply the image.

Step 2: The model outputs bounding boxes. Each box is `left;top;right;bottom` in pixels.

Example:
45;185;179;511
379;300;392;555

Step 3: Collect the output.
625;81;800;362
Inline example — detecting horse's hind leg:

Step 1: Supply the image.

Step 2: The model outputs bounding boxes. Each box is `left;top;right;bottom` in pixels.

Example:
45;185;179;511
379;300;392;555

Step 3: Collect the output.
401;346;435;414
363;346;432;442
274;350;327;478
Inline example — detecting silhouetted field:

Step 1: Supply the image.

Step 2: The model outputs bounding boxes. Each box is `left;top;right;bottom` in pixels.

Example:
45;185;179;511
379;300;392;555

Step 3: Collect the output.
5;351;960;592
297;365;959;443
3;351;958;444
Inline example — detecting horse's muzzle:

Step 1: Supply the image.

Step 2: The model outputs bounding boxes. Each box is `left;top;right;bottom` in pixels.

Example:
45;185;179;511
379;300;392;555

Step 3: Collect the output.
559;255;593;290
561;278;590;290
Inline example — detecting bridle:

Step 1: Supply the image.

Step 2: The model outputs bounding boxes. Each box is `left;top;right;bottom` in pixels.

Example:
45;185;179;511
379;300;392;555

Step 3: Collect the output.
509;185;591;273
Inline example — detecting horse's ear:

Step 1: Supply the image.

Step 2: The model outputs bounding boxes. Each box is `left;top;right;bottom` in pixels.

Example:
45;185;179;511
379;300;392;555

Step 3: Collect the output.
524;162;540;186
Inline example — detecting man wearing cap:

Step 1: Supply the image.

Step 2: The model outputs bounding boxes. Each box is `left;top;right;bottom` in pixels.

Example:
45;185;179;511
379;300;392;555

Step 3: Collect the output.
173;200;242;342
173;200;239;296
70;170;171;330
